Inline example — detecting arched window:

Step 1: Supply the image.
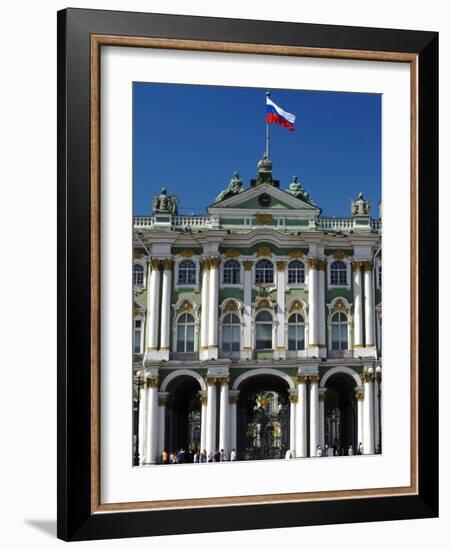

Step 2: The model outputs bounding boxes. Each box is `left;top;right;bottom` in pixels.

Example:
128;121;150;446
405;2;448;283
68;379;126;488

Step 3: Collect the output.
255;259;274;284
288;313;305;350
133;318;142;353
330;261;347;286
178;260;196;285
222;313;240;357
331;312;348;350
133;264;144;286
223;260;241;285
255;310;273;350
176;313;195;352
288;260;305;284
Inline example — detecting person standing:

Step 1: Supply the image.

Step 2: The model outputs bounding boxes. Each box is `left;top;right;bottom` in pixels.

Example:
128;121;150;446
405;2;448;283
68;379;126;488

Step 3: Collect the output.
230;448;237;461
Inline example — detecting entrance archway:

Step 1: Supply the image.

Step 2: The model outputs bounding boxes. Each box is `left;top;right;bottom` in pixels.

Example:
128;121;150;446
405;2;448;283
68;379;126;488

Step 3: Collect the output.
236;374;291;461
324;373;357;454
165;375;202;456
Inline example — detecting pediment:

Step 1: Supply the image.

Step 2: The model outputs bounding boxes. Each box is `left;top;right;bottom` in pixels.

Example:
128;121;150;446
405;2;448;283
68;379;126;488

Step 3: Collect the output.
208;183;320;214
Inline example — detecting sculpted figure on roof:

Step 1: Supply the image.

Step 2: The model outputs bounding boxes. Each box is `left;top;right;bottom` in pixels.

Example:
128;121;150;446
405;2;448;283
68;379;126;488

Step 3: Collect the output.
213;172;244;203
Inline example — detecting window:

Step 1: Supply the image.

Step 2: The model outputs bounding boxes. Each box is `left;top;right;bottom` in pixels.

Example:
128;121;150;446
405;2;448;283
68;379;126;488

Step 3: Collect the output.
178;260;196;285
255;310;273;350
288;313;305;350
134;319;142;353
288;260;305;284
378;264;382;288
176;313;195;352
133;264;144;286
330;261;347;286
331;312;348;350
255;259;274;284
223;260;240;285
222;313;240;357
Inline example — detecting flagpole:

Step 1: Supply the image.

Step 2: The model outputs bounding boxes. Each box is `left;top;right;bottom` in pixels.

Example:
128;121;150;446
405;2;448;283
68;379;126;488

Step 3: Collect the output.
265;91;270;158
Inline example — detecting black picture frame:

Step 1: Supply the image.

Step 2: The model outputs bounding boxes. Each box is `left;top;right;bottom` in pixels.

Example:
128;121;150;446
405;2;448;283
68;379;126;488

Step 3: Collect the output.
57;8;438;541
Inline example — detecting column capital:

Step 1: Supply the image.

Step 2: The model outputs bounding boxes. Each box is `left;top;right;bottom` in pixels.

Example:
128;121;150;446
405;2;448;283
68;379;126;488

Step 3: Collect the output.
243;260;253;271
362;260;374;271
200;258;211;270
276;260;287;271
318;389;327;402
209;257;221;269
308;374;321;384
289;394;298;404
161;258;174;271
362;371;375;383
316;259;327;271
307;258;320;270
158;391;170;406
297;374;309;385
352;260;364;272
146;376;159;388
150;258;162;270
355;390;365;401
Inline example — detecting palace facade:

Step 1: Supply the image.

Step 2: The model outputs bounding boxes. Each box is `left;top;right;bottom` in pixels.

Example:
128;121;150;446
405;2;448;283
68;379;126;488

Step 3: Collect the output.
133;155;382;465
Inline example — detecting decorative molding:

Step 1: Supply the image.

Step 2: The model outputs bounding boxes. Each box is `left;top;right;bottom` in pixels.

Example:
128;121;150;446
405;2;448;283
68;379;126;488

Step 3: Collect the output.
307;258;320;269
161;258;174;270
224;300;239;313
179;249;194;258
297;374;309;384
352;260;364;272
317;259;327;271
276;260;287;271
209;257;221;268
243;260;254;271
289;299;304;313
331;299;347;313
333;250;347;260
362;260;374;271
289;250;304;259
289;394;298;404
150;259;161;270
146;377;159;388
355;391;365;401
200;258;211;270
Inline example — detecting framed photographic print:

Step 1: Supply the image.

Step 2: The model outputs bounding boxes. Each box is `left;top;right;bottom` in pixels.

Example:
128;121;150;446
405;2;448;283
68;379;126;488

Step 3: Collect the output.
57;8;438;541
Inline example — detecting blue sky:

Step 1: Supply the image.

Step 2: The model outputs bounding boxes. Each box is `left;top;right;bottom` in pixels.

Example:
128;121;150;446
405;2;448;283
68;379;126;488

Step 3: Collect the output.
133;83;381;217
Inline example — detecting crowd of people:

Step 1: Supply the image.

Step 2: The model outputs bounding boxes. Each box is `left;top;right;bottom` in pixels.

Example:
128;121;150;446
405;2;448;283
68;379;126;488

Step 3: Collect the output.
161;448;237;464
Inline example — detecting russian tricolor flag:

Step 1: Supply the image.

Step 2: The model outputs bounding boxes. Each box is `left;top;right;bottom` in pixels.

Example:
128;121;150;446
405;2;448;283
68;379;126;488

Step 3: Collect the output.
266;96;296;131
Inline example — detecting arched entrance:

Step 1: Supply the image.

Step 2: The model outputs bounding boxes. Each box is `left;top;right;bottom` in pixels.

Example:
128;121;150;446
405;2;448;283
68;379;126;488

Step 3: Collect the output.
236;374;290;461
324;373;357;454
165;375;202;455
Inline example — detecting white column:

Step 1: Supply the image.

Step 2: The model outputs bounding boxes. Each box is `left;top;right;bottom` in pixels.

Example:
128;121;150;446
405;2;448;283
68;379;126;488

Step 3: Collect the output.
319;389;326;449
138;376;148;465
307;259;319;353
159;260;173;357
309;376;320;456
157;392;169;460
199;392;207;453
353;262;364;349
295;376;308;457
229;391;239;455
363;371;375;454
208;258;220;359
147;260;161;352
205;378;217;455
276;261;287;359
356;390;364;452
219;378;230;458
364;261;375;347
374;368;382;453
289;393;297;454
199;260;210;360
242;261;253;359
318;262;326;355
144;378;159;464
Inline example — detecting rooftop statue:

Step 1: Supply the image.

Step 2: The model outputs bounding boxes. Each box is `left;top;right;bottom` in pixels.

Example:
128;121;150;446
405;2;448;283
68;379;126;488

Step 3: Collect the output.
351;192;371;216
213;172;244;203
152;187;179;215
287;176;315;205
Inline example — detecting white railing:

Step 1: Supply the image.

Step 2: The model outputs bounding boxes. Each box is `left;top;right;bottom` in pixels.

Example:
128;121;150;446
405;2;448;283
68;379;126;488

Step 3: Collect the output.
319;218;354;229
371;220;382;230
171;216;212;227
134;216;155;227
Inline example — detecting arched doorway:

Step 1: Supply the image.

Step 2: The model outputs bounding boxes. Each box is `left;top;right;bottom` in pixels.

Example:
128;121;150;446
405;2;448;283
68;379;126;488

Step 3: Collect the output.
324;373;357;454
236;374;290;461
166;376;202;455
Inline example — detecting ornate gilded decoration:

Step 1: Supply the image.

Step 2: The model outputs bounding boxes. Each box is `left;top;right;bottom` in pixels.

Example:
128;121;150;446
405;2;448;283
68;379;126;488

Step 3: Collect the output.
150;259;161;270
275;260;286;271
289;299;304;313
297;374;309;384
289;394;298;404
179;249;194;258
307;258;320;269
179;300;193;313
200;258;211;270
331;299;346;313
200;395;208;406
243;260;254;271
309;375;320;384
289;249;304;259
362;371;375;383
133;249;143;259
355;391;364;401
333;250;347;260
209;257;221;268
161;258;174;270
317;259;327;271
224;300;239;313
256;246;272;257
352;260;364;272
256;298;271;309
255;213;273;224
224;249;240;258
363;260;374;271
